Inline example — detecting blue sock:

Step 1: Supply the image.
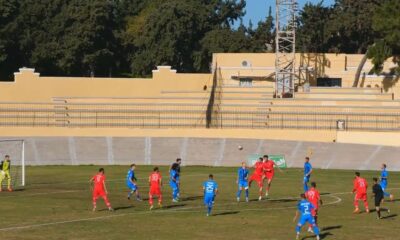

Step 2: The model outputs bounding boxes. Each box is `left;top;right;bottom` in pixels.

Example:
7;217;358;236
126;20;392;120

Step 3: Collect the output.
313;225;320;235
208;205;212;215
173;188;178;199
245;189;249;198
237;189;242;198
304;182;309;192
295;225;301;233
384;191;390;197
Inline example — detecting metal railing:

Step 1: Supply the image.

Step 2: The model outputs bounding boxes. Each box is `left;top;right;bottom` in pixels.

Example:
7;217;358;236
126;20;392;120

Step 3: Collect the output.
0;103;399;131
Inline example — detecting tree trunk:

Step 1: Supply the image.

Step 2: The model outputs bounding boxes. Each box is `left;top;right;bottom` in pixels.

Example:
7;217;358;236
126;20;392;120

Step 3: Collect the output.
353;53;368;87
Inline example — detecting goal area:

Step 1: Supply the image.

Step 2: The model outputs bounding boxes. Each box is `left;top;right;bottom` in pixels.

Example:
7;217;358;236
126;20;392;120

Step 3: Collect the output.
0;140;25;189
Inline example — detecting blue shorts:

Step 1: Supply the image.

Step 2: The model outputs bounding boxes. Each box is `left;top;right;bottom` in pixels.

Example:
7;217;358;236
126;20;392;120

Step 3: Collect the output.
170;182;178;190
298;215;316;226
303;175;310;183
127;182;137;191
238;181;248;189
204;195;214;206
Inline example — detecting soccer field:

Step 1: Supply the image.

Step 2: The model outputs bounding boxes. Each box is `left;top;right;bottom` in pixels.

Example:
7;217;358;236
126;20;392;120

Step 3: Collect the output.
0;166;398;240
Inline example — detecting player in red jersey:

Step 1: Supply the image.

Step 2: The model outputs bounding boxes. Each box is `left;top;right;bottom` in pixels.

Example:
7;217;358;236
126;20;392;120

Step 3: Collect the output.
305;182;323;233
352;172;369;214
90;168;113;212
262;155;283;197
149;167;163;210
249;157;265;201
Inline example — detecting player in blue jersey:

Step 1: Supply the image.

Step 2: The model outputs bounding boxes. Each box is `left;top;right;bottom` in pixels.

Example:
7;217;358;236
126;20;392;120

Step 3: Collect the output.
380;163;394;201
126;164;142;201
169;163;180;202
236;162;249;202
203;174;218;216
303;157;313;192
293;193;320;240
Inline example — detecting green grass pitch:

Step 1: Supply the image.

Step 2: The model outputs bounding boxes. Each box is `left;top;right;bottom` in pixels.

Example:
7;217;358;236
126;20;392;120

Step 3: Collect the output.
0;166;399;240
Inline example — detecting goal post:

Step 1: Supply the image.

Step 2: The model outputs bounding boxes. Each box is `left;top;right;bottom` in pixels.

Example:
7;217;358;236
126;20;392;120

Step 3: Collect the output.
0;139;25;189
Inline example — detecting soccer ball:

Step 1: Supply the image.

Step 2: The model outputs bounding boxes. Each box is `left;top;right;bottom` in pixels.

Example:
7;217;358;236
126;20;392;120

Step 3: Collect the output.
238;145;243;151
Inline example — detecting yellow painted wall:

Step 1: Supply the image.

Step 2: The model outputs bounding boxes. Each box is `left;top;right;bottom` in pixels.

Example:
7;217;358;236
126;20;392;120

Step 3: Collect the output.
2;127;400;147
0;66;211;102
0;53;398;103
337;131;400;147
213;53;400;92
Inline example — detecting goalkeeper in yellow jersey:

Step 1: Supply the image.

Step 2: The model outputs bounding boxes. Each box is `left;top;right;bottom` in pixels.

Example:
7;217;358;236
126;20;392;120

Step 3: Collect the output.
0;155;12;192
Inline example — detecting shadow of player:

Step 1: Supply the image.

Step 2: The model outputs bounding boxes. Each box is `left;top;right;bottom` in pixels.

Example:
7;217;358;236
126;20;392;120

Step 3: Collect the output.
180;195;202;202
321;225;342;231
113;205;135;211
162;204;186;209
212;211;240;216
302;232;333;240
381;214;397;220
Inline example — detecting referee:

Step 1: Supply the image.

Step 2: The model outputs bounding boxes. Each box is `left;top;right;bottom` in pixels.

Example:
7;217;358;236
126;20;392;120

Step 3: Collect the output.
372;177;390;219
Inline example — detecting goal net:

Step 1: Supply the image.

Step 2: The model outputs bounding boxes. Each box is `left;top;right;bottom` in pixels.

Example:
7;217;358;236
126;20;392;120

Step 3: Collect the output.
0;140;25;189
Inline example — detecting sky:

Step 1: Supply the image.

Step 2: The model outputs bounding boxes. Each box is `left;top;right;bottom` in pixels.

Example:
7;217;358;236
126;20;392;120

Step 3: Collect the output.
239;0;335;27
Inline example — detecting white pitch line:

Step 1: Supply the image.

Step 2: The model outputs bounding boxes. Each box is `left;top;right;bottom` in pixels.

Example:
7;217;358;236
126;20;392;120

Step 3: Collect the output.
0;190;82;199
0;194;343;232
0;212;147;232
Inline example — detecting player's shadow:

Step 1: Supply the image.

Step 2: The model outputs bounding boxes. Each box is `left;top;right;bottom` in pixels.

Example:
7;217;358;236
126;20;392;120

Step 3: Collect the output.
319;192;331;196
390;198;400;202
381;214;397;219
212;211;240;216
114;205;135;211
302;232;334;240
162;204;186;209
268;198;298;203
180;195;202;202
321;225;342;231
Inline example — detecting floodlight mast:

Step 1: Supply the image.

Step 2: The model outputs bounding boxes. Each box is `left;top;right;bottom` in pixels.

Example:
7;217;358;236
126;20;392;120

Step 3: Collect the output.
275;0;297;98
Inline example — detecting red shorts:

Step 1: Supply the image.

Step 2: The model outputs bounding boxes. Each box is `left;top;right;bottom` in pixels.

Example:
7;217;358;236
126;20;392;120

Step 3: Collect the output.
93;188;106;198
265;172;274;180
249;174;263;187
310;204;318;216
355;192;367;201
150;187;161;196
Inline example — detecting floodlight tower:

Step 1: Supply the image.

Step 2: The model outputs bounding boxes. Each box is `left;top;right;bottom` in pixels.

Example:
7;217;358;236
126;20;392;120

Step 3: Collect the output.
275;0;297;98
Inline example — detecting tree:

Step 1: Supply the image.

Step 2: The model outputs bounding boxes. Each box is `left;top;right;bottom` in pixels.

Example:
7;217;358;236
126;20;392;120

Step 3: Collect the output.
296;2;331;53
251;6;274;53
325;0;385;54
129;0;246;76
371;0;400;74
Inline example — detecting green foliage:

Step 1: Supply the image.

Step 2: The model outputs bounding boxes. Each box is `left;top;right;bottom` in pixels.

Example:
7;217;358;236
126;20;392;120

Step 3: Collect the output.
373;0;400;51
296;1;331;52
366;40;392;74
1;0;399;79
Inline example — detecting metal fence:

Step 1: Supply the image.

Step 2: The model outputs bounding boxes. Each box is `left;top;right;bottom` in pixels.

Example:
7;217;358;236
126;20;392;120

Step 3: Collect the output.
0;103;399;131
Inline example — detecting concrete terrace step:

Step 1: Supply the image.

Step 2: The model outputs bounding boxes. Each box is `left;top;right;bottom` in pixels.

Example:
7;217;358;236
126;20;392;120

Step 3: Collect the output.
308;87;383;94
295;92;394;100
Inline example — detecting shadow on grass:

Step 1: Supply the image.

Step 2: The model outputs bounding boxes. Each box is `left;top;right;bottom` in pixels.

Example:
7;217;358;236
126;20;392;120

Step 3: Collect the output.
248;198;297;202
162;204;186;209
389;198;400;202
302;232;333;240
269;198;298;203
213;211;240;216
320;192;331;196
381;214;397;220
180;195;202;202
113;205;135;211
301;225;342;239
321;225;342;231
